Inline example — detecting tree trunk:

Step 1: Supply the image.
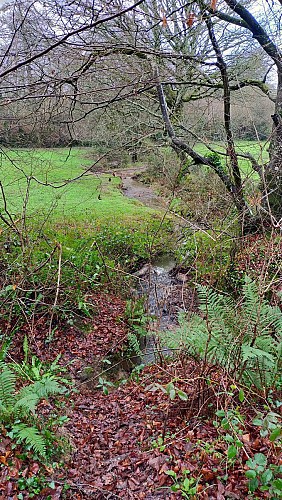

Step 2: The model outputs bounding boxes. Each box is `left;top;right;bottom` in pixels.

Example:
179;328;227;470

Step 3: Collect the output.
264;70;282;224
221;0;282;227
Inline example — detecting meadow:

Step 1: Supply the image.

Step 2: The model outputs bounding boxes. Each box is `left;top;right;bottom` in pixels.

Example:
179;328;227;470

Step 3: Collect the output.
0;147;156;225
0;141;265;226
195;139;268;180
0;147;174;283
0;141;264;273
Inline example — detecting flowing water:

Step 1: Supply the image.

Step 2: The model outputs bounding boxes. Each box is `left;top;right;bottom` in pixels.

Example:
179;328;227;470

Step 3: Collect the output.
136;256;178;364
120;171;190;363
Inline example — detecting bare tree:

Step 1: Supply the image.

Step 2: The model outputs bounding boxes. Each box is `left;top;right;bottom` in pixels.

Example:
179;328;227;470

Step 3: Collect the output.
0;0;280;233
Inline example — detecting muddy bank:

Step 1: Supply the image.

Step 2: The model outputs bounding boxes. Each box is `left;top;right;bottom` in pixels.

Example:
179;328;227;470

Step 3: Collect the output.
120;169;166;210
90;164;167;211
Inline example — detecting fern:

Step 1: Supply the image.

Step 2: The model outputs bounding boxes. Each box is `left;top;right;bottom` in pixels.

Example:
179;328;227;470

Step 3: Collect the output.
31;378;66;398
13;423;46;458
0;375;66;421
0;363;16;409
0;360;68;460
162;277;282;390
128;332;142;356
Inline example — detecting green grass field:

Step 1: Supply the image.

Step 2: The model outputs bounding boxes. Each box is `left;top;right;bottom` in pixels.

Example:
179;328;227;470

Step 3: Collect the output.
0;141;269;291
0;147;156;227
0;141;266;227
195;139;268;180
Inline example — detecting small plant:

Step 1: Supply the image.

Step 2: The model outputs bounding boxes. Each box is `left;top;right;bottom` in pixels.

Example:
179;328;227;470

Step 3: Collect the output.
245;453;282;497
162;276;282;391
125;298;148;356
129;363;145;383
148;381;188;402
151;435;167;452
214;408;245;460
11;336;70;385
77;293;93;317
252;410;282;441
96;376;114;395
165;469;198;498
0;361;68;458
17;475;54;498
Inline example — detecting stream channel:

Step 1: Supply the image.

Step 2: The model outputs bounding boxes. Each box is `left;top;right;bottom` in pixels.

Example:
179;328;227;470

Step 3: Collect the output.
120;168;192;364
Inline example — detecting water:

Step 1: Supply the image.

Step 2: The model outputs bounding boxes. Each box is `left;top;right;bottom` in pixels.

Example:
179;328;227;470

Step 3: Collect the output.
121;170;188;364
135;255;182;364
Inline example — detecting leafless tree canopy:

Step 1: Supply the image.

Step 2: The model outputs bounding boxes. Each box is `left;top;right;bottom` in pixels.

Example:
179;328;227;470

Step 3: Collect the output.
0;0;281;231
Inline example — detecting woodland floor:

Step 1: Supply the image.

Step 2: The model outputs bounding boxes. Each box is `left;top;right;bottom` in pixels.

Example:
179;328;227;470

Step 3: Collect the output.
0;291;280;499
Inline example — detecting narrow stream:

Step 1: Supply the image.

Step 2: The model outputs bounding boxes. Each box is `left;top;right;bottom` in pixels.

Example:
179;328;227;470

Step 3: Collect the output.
121;169;165;210
120;170;190;364
135;255;178;364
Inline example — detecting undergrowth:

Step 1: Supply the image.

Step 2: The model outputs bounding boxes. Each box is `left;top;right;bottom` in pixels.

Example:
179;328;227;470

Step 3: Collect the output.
161;276;281;391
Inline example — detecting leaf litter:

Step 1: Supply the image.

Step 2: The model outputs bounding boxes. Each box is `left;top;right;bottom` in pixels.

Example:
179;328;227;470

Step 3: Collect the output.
0;293;280;499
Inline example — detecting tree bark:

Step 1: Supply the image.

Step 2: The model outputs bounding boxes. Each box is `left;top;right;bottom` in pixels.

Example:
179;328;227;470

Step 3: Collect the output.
221;0;282;226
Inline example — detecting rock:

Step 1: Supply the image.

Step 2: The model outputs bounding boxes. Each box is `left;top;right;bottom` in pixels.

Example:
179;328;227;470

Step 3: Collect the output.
134;264;151;277
176;272;188;283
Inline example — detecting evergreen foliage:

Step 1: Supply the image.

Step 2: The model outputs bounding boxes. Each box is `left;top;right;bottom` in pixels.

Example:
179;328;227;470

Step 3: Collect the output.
0;362;66;457
162;277;282;390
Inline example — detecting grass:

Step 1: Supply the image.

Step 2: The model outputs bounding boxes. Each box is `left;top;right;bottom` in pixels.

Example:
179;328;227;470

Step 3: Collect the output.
0;142;265;226
0;147;174;282
0;147;157;225
195;139;268;181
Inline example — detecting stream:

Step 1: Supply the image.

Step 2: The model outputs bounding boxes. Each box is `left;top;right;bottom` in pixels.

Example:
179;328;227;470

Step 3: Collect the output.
120;167;165;210
119;168;193;364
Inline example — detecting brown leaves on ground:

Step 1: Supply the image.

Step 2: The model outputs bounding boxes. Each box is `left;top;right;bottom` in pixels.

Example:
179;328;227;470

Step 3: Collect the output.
0;293;280;499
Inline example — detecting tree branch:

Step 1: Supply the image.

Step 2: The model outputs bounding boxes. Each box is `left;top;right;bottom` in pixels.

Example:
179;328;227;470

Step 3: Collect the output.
223;0;282;67
206;16;243;196
207;6;248;28
0;0;146;80
152;63;236;195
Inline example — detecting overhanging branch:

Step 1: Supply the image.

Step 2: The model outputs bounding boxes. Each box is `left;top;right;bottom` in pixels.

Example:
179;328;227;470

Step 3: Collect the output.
0;0;146;80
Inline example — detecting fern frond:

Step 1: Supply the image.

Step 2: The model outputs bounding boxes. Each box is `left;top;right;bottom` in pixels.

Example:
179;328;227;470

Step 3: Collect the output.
241;346;275;364
0;363;16;410
127;333;141;356
14;393;40;415
32;378;66;398
162;277;281;390
242;277;261;320
13;423;46;458
197;285;237;339
17;378;65;406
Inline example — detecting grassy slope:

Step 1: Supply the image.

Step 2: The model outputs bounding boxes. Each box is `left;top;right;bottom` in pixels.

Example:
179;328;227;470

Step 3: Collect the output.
0;148;172;274
0;142;265;224
0;148;156;226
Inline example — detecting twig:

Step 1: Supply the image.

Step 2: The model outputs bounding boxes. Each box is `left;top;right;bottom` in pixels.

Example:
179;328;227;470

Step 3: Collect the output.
48;243;62;340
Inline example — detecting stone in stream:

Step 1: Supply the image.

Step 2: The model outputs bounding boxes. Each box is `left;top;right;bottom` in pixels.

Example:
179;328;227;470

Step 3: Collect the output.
133;263;152;277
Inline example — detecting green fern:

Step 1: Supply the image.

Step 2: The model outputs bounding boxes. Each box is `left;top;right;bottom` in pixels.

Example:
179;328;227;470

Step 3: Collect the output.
0;361;68;459
127;332;142;356
162;277;282;390
0;371;66;422
12;423;46;458
0;363;16;408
